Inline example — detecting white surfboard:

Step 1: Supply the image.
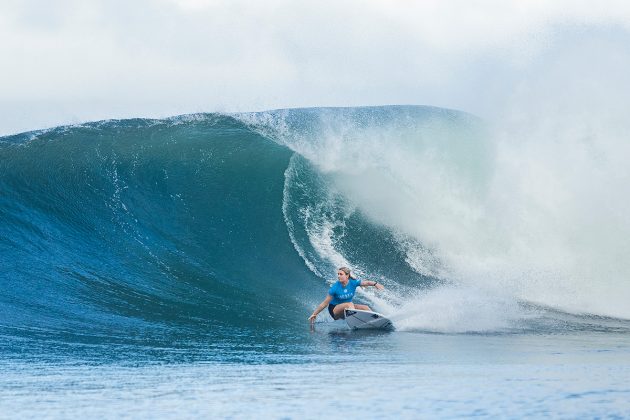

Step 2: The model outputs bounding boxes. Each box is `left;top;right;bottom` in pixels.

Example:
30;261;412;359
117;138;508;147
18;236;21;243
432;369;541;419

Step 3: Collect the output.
344;308;394;330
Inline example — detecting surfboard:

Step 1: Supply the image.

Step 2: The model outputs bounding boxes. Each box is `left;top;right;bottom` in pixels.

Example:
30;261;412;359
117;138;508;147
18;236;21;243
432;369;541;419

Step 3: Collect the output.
344;308;394;330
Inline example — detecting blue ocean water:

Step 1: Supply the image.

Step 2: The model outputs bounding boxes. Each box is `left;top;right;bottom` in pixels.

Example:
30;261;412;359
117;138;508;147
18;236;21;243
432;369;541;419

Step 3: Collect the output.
1;106;630;417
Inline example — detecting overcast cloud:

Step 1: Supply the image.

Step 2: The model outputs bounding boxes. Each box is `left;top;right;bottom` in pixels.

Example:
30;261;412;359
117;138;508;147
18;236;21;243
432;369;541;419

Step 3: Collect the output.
1;0;630;135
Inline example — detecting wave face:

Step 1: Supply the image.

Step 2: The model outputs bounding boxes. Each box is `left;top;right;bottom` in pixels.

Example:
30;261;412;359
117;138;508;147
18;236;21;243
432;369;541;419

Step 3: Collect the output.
0;115;315;351
1;106;630;351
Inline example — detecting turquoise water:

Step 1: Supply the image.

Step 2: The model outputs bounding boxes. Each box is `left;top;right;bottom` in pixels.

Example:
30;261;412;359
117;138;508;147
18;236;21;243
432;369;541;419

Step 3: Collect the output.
2;106;630;417
3;332;630;418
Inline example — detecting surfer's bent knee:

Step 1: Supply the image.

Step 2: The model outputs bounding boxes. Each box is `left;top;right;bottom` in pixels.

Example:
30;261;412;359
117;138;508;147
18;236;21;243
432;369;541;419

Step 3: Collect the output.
331;302;354;319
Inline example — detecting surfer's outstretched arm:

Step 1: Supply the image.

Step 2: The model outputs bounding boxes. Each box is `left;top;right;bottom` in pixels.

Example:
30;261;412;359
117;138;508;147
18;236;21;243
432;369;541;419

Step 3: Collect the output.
308;295;332;323
359;280;385;290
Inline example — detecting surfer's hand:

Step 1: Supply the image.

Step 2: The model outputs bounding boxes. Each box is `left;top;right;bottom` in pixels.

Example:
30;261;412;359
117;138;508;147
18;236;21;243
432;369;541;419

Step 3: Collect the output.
308;314;317;323
375;283;385;290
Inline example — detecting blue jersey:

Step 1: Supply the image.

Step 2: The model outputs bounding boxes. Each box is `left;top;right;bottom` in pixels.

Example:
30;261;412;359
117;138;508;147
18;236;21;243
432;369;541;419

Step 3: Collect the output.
328;278;362;305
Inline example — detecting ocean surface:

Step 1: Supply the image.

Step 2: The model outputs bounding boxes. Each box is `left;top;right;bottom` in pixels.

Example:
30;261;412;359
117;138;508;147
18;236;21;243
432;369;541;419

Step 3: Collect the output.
2;106;629;418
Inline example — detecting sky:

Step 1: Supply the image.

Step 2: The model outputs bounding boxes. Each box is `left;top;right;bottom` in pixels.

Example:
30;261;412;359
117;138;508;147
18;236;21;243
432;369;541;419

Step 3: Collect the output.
1;0;630;135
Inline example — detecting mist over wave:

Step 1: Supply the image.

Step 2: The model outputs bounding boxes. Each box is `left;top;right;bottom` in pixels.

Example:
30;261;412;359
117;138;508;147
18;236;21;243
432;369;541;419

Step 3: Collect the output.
240;105;630;324
1;105;629;347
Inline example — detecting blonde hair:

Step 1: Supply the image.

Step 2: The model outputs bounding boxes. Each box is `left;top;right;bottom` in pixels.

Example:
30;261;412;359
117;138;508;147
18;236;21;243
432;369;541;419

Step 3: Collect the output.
338;266;356;279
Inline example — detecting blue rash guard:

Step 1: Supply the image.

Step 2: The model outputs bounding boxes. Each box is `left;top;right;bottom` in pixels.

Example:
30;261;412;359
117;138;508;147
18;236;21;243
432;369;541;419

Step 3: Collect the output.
328;278;362;305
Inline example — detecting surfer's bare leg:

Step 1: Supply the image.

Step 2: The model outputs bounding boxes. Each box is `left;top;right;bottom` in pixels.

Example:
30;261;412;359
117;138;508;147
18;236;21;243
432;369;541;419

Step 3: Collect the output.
332;302;354;319
333;302;372;319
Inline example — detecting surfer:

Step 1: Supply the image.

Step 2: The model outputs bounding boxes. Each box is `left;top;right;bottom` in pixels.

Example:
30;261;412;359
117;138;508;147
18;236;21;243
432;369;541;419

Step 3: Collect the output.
308;266;384;323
